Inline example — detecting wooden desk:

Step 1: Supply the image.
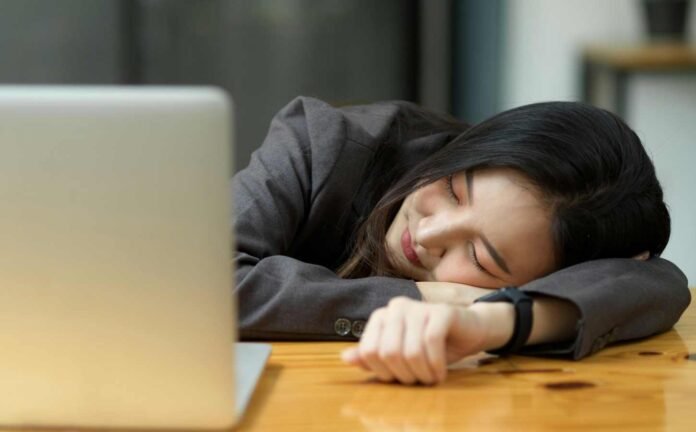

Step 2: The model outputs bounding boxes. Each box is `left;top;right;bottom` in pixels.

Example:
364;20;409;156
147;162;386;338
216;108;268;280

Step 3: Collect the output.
581;43;696;117
238;294;696;431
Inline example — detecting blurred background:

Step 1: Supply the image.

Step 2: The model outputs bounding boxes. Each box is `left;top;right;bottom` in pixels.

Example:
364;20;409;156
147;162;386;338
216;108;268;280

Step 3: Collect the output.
1;0;695;281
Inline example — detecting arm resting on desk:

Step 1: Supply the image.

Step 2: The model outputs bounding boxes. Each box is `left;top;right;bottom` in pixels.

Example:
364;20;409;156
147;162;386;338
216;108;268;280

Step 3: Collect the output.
343;258;690;385
341;295;578;385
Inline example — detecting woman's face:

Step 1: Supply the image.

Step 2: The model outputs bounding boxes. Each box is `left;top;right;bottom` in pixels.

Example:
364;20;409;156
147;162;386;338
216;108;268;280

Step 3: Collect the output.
385;168;557;288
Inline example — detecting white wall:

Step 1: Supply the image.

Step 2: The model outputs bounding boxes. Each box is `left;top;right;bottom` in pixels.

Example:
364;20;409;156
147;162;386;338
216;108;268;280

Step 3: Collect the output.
503;0;696;283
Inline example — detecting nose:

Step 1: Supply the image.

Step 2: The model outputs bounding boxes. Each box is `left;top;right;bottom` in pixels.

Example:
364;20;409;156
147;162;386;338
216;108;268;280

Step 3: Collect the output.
414;211;468;258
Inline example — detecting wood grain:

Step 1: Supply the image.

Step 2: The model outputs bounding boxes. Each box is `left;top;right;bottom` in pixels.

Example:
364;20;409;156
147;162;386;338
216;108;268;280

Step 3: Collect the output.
238;291;696;431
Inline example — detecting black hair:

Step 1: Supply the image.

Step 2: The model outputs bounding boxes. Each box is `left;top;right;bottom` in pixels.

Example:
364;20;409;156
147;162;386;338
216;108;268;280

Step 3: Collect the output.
339;101;670;277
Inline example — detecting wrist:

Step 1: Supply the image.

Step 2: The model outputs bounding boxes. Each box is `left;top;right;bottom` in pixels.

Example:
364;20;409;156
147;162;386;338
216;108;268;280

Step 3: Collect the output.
468;302;515;352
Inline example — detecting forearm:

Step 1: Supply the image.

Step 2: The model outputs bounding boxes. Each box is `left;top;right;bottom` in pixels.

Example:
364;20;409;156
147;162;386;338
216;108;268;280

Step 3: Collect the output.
416;281;493;306
468;295;580;352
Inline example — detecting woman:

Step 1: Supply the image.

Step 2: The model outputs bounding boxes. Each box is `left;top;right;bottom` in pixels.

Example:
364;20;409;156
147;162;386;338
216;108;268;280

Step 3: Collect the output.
233;96;689;384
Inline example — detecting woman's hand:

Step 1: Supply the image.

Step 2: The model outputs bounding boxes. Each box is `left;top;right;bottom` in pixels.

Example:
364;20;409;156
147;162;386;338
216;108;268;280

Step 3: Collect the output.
341;297;497;385
342;293;579;385
416;281;494;306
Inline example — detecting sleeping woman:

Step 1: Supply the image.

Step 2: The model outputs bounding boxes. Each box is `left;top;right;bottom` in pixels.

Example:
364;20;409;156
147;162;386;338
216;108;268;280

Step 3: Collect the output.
232;96;690;385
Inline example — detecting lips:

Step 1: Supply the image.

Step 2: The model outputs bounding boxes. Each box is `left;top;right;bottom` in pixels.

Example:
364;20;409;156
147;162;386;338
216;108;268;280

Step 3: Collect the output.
401;228;423;268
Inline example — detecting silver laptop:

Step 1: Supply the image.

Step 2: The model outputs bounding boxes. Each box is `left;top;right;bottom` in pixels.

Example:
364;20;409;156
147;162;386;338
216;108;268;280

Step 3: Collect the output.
0;86;269;429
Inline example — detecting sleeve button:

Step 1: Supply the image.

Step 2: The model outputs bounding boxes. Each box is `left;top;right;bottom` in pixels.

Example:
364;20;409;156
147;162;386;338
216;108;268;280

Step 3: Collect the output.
334;318;352;336
351;320;366;338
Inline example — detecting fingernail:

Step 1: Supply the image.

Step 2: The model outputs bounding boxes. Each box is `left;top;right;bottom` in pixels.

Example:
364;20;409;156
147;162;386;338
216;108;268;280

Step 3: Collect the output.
341;348;356;363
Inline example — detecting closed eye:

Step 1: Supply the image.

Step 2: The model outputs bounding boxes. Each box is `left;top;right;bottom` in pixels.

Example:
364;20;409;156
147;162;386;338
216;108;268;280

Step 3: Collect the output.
468;241;492;276
445;174;459;204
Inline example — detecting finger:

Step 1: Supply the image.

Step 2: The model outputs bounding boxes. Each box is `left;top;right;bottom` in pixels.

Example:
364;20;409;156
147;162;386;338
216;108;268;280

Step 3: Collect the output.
402;306;437;385
358;308;395;382
423;305;455;383
341;347;370;371
377;299;417;384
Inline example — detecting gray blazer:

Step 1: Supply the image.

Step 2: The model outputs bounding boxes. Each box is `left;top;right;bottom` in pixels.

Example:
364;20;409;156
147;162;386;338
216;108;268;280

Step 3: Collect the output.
232;96;691;359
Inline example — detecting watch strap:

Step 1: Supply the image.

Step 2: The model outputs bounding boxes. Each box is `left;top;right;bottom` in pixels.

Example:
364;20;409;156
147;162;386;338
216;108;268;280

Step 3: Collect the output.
474;286;534;355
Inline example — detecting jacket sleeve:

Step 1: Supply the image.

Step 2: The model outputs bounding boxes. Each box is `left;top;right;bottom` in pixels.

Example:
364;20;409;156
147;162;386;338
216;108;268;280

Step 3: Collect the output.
519;257;690;359
232;97;421;340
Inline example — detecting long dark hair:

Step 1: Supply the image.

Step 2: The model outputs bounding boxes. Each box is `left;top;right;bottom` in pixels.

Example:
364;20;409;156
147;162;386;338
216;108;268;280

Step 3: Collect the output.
338;101;670;279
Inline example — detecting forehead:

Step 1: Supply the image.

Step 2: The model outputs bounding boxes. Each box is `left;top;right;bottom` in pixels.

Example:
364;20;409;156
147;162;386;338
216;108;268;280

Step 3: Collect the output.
468;167;539;201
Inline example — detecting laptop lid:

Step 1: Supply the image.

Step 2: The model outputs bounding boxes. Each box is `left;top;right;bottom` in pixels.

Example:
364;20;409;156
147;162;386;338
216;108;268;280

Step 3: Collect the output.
0;86;238;429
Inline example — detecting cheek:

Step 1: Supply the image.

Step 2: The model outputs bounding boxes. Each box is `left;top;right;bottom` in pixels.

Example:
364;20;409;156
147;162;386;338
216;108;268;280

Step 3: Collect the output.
386;204;407;247
514;252;556;284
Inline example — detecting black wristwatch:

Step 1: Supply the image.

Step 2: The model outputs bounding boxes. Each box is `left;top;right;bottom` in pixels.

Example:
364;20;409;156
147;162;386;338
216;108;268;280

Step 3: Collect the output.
474;286;534;355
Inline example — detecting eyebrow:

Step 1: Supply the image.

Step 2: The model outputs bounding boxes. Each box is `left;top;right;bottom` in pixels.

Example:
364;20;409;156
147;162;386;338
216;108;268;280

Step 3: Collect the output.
481;235;511;275
465;171;511;275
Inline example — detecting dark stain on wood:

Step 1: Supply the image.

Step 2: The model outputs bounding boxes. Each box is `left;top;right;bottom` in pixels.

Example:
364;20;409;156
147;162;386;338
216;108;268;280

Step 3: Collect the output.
496;368;565;375
638;351;663;356
686;353;696;361
544;381;596;390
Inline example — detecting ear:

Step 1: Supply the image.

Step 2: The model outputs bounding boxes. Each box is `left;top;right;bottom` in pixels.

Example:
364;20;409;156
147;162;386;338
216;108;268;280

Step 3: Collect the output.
632;251;650;261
